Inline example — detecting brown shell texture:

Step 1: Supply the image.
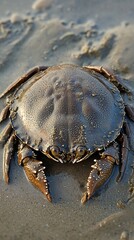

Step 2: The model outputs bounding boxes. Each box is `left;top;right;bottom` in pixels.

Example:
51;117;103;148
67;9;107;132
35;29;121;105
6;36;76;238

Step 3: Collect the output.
10;64;125;154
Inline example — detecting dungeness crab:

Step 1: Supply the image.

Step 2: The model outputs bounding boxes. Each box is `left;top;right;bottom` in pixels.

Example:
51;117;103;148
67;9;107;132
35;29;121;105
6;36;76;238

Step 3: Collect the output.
0;64;134;203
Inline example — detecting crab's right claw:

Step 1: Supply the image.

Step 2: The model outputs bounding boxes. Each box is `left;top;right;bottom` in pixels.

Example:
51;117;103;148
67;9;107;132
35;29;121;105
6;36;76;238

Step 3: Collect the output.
23;158;52;202
81;157;115;204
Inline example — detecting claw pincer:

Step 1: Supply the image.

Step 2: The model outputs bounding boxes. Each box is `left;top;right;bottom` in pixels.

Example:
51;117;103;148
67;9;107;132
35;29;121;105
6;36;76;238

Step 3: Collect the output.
81;156;115;204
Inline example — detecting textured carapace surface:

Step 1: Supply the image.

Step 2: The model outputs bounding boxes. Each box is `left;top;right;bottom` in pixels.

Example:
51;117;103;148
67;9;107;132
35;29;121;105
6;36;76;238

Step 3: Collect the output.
10;64;125;154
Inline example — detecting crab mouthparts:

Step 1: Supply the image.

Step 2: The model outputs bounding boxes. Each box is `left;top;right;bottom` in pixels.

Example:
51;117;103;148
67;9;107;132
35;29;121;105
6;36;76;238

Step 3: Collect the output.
60;153;88;164
59;153;74;163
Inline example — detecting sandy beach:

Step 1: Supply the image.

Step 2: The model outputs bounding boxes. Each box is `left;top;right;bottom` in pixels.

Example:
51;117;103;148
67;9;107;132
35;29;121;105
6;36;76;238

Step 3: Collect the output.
0;0;134;239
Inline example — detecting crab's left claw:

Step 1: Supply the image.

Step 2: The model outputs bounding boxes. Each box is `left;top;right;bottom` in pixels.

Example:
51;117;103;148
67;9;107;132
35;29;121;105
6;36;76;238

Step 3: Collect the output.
22;158;52;202
18;145;51;202
81;156;115;204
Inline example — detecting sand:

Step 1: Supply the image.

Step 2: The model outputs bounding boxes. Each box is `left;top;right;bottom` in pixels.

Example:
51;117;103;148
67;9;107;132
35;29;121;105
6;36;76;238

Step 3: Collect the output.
0;0;134;239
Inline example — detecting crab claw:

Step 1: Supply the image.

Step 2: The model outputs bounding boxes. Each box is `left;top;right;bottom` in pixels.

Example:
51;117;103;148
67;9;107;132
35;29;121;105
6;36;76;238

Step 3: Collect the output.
81;156;115;204
23;158;51;202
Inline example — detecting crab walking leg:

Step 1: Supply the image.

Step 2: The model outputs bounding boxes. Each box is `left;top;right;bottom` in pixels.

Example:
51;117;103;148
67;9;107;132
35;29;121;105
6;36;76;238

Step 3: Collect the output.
85;65;131;93
125;105;134;121
117;133;129;182
0;66;48;98
0;105;10;123
0;123;12;143
18;145;51;202
3;133;16;183
81;156;115;204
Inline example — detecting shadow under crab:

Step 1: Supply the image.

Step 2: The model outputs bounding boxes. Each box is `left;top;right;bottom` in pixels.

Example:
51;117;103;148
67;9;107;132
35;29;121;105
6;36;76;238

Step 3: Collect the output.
0;64;134;203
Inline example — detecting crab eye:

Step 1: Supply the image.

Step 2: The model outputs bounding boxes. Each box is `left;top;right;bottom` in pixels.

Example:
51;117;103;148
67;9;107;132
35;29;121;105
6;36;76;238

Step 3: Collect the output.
76;146;86;158
49;146;60;159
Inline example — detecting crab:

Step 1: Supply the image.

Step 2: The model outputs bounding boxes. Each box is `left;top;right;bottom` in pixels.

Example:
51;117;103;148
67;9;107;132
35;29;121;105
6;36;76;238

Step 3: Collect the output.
0;64;134;203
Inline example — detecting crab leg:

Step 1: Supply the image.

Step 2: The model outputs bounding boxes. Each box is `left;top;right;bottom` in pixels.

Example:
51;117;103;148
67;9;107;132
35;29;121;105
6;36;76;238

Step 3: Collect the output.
117;133;129;182
85;65;131;93
0;123;12;143
18;145;51;202
0;105;10;123
0;66;48;98
3;132;16;183
125;105;134;121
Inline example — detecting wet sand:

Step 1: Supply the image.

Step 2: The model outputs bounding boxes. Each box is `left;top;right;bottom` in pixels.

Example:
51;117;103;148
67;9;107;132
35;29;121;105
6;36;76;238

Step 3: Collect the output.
0;0;134;239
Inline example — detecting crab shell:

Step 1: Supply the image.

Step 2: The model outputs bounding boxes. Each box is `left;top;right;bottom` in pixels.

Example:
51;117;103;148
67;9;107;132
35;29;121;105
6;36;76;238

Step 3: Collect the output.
9;64;125;162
